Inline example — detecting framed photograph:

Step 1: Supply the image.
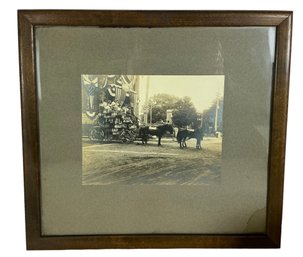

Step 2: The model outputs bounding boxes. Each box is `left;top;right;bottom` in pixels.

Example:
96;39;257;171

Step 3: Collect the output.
18;10;292;249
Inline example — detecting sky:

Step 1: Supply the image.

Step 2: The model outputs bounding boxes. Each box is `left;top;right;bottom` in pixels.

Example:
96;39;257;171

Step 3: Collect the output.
138;75;225;113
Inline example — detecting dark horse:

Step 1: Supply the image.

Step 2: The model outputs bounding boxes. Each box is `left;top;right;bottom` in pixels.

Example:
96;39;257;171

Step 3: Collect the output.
177;127;204;149
139;123;174;146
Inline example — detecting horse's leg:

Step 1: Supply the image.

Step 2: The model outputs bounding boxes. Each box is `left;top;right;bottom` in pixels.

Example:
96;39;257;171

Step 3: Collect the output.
158;136;162;146
143;135;147;145
196;139;202;150
180;138;185;148
183;137;187;148
142;135;146;145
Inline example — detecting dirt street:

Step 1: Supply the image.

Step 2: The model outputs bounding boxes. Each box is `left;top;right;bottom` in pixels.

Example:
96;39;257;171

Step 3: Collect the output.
82;137;222;185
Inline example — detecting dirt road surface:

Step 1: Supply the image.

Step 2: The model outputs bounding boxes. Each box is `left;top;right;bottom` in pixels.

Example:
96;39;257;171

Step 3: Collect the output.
82;137;222;185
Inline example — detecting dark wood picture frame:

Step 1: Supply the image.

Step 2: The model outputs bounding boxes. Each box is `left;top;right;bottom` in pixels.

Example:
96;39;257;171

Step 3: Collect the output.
18;10;292;250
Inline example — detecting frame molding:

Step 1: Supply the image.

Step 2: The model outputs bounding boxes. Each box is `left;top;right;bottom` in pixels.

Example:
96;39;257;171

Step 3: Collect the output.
18;10;292;249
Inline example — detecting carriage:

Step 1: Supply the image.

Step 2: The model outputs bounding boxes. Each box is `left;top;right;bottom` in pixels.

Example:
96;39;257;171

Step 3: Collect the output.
88;103;174;146
87;100;200;148
88;110;174;146
88;102;139;144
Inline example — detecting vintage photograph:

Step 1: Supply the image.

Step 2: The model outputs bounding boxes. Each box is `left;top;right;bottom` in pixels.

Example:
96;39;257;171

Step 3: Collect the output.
82;75;224;185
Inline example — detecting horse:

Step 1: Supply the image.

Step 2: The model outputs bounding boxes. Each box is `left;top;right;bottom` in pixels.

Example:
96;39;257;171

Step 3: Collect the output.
139;123;174;146
177;127;204;149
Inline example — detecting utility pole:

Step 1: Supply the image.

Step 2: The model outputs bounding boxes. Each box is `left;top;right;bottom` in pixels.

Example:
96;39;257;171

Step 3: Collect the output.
149;104;153;125
214;94;219;132
144;76;150;125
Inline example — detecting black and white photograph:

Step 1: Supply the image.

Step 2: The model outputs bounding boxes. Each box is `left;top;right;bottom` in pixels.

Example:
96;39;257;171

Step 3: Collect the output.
82;75;224;185
2;0;300;254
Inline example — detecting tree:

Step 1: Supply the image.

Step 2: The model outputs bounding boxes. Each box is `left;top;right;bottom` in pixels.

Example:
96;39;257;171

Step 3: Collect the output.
145;94;198;127
172;96;197;128
202;96;224;134
146;94;179;123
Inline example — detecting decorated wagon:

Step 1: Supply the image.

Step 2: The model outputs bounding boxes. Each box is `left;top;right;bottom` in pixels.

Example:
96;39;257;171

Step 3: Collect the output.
88;101;139;143
82;75;140;143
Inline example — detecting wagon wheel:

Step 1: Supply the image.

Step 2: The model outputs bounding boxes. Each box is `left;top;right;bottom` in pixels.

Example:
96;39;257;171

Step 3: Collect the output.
88;127;104;142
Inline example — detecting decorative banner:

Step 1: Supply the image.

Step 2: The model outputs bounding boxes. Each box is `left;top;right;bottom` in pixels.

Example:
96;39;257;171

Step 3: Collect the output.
82;74;98;85
82;75;100;96
106;75;121;86
82;75;100;117
115;85;126;105
86;84;100;96
97;75;108;88
82;75;137;107
129;91;137;108
105;84;116;102
121;75;132;84
106;84;116;97
122;83;130;97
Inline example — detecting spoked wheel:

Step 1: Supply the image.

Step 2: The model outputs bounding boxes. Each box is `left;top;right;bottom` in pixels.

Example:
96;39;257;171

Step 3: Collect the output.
88;127;104;142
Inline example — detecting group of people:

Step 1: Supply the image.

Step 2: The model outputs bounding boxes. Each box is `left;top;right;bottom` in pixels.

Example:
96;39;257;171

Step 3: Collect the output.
95;100;138;140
